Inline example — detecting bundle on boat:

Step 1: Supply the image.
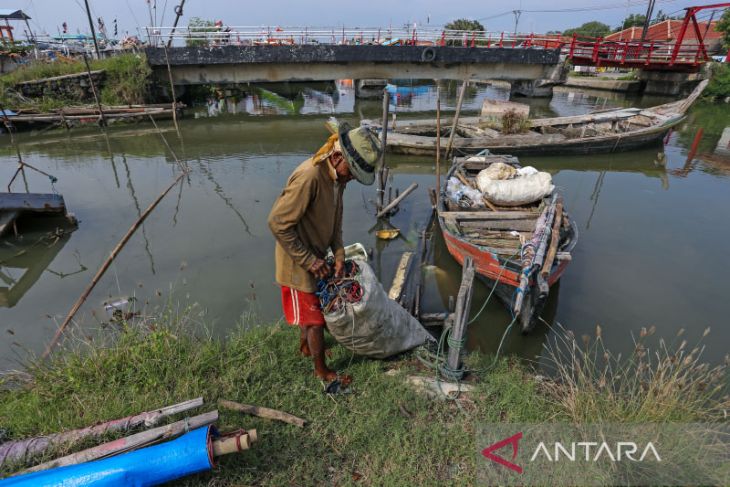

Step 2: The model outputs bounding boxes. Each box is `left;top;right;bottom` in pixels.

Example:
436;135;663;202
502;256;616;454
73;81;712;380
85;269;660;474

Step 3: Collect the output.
437;152;578;333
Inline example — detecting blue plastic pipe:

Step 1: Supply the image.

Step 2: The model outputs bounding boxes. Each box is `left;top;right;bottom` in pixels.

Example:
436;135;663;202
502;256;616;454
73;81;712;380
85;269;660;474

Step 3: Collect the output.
1;426;214;487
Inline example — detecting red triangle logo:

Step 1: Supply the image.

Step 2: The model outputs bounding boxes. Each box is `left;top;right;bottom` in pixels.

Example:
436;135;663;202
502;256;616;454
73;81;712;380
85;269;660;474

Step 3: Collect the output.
481;432;523;474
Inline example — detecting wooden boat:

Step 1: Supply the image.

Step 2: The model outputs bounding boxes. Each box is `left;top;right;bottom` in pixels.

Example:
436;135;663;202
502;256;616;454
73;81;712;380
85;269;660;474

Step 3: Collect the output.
0;103;183;132
438;153;578;332
374;79;708;156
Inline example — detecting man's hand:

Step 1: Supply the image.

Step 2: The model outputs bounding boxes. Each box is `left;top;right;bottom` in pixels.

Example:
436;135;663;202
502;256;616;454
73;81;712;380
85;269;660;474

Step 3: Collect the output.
308;258;331;280
334;258;345;278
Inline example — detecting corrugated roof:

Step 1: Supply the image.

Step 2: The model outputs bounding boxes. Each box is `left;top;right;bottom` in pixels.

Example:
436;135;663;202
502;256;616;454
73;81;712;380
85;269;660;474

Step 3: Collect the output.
605;20;722;43
0;9;31;20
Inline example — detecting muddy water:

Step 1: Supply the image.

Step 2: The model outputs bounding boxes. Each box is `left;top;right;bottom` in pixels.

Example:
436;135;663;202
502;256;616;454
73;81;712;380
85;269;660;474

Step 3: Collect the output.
1;82;729;370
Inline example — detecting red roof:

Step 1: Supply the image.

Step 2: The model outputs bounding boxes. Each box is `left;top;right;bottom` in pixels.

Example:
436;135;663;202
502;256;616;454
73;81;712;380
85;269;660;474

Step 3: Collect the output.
605;20;722;43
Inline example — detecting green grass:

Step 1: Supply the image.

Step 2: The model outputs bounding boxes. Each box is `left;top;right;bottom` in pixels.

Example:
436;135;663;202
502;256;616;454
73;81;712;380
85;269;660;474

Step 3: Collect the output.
0;53;151;109
0;310;726;485
0;310;552;485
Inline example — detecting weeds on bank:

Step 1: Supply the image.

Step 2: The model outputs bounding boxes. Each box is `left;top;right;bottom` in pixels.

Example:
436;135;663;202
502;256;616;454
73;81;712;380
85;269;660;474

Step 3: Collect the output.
540;324;730;423
0;53;151;109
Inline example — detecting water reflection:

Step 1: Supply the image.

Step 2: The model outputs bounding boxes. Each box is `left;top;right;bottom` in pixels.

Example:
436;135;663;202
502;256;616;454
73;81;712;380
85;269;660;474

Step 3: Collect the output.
0;219;80;308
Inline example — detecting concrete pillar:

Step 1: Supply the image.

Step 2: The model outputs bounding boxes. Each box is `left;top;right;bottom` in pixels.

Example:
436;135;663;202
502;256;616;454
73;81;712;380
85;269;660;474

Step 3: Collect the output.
638;70;706;96
509;61;568;98
354;79;388;99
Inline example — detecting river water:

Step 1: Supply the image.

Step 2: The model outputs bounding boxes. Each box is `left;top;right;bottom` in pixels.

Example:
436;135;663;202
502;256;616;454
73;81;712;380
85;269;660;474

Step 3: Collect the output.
1;81;729;370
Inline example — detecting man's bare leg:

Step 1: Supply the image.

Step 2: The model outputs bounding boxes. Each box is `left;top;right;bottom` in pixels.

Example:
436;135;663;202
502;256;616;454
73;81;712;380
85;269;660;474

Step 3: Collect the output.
299;326;311;356
306;325;339;381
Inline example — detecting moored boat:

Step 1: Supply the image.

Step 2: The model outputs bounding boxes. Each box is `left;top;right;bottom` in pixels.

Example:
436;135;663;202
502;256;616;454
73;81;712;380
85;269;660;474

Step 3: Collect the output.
371;79;708;156
438;152;578;332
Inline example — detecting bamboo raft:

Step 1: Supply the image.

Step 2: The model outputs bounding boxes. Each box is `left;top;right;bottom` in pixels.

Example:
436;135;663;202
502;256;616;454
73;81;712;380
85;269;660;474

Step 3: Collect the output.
438;154;578;333
368;80;708;156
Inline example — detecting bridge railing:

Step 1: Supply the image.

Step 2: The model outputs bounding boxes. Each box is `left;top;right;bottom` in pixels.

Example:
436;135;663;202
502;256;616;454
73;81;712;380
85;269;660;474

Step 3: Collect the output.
565;33;709;67
146;26;565;50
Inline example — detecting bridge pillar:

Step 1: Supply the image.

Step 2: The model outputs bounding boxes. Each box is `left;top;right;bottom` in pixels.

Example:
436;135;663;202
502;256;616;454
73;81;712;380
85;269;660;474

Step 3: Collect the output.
637;69;707;96
354;79;388;99
509;61;568;98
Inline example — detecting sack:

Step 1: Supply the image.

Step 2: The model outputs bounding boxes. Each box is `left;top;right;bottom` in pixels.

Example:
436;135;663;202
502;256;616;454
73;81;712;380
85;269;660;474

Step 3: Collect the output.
476;171;554;206
477;162;517;181
323;260;434;359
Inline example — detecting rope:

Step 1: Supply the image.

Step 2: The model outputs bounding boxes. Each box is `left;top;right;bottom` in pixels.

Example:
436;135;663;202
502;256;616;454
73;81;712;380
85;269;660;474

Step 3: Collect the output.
467;251;519;325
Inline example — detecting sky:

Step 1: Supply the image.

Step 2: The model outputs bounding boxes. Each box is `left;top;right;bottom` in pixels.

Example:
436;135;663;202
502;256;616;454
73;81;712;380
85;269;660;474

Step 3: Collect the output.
4;0;724;39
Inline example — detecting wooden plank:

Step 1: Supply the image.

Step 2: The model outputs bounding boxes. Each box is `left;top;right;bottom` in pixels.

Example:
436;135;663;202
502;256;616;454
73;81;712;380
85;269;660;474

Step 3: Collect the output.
0;211;19;237
458;219;537;232
441;211;539;220
445;257;475;380
388;252;413;300
0;193;66;213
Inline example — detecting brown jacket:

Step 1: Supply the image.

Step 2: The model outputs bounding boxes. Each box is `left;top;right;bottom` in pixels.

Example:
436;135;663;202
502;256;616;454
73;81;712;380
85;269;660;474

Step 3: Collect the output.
268;158;345;293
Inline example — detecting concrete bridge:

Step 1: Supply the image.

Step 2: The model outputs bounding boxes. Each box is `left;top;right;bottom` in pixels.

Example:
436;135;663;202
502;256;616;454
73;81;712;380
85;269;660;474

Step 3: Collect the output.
145;44;562;95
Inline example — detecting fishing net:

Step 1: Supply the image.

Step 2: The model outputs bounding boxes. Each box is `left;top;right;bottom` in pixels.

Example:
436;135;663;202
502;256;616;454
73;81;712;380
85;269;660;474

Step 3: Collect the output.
318;258;434;359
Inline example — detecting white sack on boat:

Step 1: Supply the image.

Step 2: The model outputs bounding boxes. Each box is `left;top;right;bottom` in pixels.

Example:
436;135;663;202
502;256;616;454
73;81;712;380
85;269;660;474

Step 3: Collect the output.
476;162;516;181
323;260;434;359
477;171;554;206
516;166;538;177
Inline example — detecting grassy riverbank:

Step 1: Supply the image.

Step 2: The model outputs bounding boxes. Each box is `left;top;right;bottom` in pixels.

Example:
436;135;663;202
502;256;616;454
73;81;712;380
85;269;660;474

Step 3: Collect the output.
0;53;151;110
0;311;727;485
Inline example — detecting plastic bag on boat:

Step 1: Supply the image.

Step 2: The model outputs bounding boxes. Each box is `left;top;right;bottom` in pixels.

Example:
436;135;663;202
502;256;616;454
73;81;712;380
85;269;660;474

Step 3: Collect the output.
446;177;484;208
477;162;517;181
322;259;434;359
476;171;554;206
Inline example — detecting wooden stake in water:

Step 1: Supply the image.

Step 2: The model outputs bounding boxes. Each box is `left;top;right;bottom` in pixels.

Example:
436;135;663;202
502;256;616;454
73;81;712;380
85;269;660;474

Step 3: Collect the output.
377;89;390;213
82;53;106;127
445;80;469;161
435;84;442;191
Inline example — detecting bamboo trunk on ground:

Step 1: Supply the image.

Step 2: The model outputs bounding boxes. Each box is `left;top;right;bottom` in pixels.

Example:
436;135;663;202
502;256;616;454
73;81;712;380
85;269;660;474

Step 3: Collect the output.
0;398;203;467
219;400;306;428
19;411;218;475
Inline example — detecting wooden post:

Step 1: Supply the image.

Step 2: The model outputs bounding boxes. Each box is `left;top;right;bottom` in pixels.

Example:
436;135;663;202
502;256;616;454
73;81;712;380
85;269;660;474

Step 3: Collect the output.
444;80;468;161
443;257;475;380
376;182;418;219
377;89;390;213
435;84;441;191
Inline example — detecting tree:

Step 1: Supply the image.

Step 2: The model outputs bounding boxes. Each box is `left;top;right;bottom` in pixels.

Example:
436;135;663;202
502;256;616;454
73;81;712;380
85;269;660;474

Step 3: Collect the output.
617;14;646;31
717;8;730;50
562;21;612;38
444;19;485;32
186;17;216;47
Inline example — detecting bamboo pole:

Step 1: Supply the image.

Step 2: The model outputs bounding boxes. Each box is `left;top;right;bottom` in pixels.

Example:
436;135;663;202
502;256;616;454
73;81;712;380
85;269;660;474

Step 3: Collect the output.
540;198;563;278
435;84;441;191
83;0;101;59
82;53;106;127
167;0;186;48
0;398;203;466
42;170;187;359
162;44;181;137
376;182;418;219
444;257;475;380
444;80;469;161
219;400;306;428
20;411;218;475
376;89;390;213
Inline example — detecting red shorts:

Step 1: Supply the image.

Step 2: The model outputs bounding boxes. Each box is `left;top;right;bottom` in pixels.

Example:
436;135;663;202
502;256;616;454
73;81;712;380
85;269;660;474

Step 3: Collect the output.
281;286;325;327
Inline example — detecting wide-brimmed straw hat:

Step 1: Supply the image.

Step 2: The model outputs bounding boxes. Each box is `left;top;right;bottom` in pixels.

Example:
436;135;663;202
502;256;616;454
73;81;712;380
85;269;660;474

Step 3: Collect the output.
329;121;383;186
